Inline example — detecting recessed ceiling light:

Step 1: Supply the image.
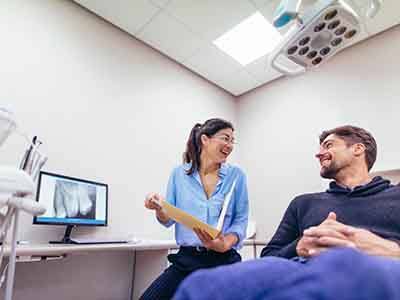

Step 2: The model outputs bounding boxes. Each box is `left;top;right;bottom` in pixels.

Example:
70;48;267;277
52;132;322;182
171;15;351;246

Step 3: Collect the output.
213;12;282;66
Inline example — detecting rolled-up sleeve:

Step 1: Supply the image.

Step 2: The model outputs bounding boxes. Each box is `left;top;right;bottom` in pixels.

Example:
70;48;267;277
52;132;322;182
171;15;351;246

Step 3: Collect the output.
157;168;177;228
225;172;249;248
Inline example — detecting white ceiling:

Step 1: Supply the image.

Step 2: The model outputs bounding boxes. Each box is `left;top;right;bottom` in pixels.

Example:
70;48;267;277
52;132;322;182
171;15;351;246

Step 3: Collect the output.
72;0;400;96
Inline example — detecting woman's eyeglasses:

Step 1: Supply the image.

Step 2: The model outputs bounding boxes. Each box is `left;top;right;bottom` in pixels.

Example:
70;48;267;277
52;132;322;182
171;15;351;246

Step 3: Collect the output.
212;135;236;145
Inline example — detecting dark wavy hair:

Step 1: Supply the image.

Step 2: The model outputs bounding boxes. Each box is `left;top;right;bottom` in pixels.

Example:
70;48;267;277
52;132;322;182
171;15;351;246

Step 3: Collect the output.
183;118;234;175
319;125;377;171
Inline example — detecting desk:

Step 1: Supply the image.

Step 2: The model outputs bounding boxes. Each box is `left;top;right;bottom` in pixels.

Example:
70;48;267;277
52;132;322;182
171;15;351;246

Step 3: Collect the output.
6;239;177;256
0;239;266;300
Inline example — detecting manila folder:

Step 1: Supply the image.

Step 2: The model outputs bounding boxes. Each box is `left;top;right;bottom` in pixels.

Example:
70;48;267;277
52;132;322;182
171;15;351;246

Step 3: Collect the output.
162;201;221;239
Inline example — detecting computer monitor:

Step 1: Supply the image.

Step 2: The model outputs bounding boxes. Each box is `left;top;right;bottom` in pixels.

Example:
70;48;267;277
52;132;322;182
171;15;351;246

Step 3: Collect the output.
34;171;108;244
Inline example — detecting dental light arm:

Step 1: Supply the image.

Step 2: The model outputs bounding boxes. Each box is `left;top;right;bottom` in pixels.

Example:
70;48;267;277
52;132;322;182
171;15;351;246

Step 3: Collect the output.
269;0;383;75
0;108;47;300
273;0;382;27
273;0;302;28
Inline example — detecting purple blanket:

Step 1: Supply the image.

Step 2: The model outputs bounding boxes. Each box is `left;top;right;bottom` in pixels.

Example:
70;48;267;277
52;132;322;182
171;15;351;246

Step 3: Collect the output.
174;248;400;300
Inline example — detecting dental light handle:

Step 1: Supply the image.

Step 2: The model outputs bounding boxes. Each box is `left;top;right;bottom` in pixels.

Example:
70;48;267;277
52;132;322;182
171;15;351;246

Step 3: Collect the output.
268;24;306;75
269;52;306;75
366;0;382;18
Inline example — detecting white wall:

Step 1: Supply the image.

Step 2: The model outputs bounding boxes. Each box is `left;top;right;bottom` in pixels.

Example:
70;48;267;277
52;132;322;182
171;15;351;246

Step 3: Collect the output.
0;0;237;243
237;26;400;241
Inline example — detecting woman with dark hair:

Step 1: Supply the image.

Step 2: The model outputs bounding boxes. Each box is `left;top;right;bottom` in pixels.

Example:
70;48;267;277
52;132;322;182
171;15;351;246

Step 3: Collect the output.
141;118;249;300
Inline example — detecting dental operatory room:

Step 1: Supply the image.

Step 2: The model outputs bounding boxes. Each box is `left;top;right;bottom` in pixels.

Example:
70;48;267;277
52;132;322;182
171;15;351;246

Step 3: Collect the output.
1;0;400;299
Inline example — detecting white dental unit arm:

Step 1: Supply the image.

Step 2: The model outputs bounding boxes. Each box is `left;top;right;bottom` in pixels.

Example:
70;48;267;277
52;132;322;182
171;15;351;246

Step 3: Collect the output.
268;0;382;75
0;108;47;300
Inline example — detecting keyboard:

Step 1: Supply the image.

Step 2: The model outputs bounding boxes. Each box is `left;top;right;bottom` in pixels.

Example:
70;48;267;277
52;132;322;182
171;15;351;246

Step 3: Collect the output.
69;238;129;245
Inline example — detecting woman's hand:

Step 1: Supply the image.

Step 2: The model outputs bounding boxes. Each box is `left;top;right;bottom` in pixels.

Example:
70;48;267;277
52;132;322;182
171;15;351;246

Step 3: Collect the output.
193;228;238;253
144;193;164;210
144;193;170;224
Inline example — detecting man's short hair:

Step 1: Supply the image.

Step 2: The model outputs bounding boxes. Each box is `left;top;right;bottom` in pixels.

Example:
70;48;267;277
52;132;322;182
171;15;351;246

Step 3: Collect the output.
319;125;377;171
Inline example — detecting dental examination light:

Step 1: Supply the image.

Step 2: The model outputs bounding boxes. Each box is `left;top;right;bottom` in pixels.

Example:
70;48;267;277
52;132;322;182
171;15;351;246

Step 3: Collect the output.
0;108;47;300
268;0;382;75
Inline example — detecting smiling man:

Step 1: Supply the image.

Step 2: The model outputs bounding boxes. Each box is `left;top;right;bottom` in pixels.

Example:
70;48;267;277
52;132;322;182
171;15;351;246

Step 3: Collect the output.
173;125;400;300
260;125;400;259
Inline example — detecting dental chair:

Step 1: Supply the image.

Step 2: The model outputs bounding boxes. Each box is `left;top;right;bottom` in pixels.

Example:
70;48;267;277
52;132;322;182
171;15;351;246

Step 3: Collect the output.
0;108;47;300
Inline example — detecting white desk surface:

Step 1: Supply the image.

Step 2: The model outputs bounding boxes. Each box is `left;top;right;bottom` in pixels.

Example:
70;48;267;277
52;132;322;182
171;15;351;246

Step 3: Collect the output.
4;239;266;257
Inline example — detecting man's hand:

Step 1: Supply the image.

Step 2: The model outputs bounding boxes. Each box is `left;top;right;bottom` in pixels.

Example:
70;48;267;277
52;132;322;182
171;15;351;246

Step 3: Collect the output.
300;212;400;259
193;228;237;253
341;227;400;258
297;212;355;257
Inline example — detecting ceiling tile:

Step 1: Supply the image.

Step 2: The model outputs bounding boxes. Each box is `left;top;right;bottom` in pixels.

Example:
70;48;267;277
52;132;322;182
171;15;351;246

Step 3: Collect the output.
250;0;271;8
137;11;204;62
245;54;283;83
164;0;257;41
149;0;171;8
73;0;160;34
252;0;279;12
183;44;242;83
216;69;260;96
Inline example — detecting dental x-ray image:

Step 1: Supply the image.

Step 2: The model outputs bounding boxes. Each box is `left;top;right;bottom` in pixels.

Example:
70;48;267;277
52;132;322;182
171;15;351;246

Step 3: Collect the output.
53;180;96;219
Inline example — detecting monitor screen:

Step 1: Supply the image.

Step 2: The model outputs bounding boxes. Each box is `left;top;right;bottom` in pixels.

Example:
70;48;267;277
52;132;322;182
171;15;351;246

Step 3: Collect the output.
34;171;108;226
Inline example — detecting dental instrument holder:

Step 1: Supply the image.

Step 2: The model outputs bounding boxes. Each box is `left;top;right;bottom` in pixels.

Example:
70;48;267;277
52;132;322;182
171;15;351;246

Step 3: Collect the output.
269;0;382;75
3;135;47;300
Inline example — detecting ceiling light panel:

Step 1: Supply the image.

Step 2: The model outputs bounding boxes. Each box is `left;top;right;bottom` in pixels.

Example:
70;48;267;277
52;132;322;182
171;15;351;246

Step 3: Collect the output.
213;12;282;66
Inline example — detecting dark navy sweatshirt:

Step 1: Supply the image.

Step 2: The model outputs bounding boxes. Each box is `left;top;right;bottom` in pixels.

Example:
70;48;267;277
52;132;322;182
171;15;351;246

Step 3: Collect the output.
261;176;400;258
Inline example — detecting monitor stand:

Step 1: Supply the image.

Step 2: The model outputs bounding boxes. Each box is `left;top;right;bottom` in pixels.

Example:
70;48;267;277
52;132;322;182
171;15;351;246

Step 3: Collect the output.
49;225;75;244
48;225;128;245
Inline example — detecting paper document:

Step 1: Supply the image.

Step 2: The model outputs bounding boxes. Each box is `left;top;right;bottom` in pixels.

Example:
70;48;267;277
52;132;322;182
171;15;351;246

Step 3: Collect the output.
216;179;237;231
162;201;221;239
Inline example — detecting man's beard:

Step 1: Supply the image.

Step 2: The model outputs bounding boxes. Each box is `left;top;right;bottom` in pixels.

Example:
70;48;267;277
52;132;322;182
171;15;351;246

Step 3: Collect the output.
320;161;341;179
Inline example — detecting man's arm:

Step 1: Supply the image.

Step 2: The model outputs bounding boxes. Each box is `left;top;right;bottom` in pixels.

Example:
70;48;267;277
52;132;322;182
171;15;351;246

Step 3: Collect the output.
260;200;300;258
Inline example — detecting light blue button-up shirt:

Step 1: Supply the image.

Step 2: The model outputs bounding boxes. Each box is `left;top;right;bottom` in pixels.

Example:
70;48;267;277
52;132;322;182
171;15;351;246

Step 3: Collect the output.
160;163;249;249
